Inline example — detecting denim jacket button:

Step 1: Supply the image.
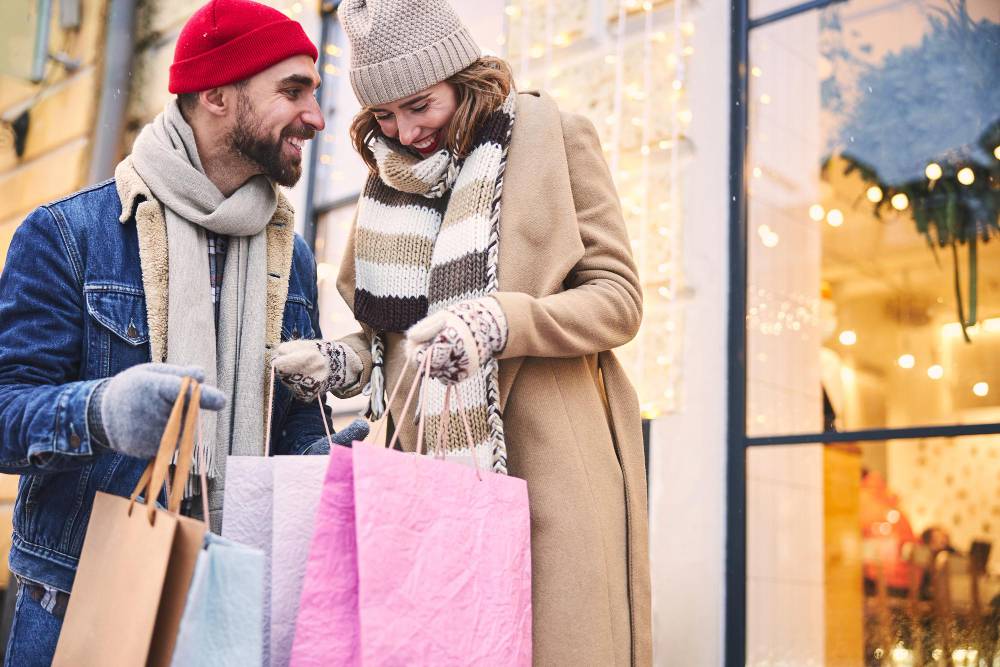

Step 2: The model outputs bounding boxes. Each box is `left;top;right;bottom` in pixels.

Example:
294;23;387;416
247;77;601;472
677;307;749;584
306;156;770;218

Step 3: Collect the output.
127;323;138;339
69;434;81;449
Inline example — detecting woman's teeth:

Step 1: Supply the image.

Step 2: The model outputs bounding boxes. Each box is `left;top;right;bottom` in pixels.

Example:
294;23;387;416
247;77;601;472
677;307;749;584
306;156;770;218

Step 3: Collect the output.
415;134;436;150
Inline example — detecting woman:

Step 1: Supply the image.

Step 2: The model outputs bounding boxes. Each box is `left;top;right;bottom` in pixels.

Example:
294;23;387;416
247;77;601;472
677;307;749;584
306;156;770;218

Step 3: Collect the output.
273;0;651;663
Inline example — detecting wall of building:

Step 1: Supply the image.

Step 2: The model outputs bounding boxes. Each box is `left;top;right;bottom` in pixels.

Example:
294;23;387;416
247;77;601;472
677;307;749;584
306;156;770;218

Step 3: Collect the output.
0;0;110;271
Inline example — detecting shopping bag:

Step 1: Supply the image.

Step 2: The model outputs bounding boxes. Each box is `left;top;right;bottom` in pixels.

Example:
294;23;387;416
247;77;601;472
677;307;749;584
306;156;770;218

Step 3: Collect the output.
290;445;361;666
53;379;208;667
222;367;333;667
168;533;266;667
271;457;329;665
291;356;533;666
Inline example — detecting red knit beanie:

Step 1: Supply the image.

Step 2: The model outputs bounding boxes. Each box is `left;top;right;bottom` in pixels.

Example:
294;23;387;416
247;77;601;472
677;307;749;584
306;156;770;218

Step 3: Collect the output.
169;0;319;94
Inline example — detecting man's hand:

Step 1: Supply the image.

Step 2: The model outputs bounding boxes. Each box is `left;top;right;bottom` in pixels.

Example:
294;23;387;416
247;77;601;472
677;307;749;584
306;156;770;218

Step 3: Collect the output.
91;363;226;459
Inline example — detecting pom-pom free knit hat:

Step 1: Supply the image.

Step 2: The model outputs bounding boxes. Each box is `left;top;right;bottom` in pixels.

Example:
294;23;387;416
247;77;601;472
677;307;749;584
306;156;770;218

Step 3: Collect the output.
169;0;319;94
339;0;482;107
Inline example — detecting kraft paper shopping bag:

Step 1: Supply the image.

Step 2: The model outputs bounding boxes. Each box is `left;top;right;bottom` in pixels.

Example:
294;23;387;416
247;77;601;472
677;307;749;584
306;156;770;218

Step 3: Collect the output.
54;379;208;667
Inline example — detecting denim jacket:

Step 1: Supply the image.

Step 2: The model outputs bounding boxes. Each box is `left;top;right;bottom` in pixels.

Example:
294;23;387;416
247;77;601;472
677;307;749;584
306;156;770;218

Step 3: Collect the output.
0;173;328;593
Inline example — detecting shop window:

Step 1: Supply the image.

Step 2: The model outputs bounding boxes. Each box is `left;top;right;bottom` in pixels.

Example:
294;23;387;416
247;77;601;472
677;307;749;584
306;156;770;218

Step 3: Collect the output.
745;0;1000;438
747;438;1000;666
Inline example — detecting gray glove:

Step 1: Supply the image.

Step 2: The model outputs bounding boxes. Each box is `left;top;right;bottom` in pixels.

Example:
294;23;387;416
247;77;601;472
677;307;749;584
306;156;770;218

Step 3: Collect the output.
303;418;370;455
89;363;226;460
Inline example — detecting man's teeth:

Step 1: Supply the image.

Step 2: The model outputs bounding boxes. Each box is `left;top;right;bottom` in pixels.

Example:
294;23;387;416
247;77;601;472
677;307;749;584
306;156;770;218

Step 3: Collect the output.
287;137;303;150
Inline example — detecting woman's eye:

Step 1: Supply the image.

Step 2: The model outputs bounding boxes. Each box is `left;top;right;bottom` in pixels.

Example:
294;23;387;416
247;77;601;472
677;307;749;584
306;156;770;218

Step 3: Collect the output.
374;114;390;122
412;104;429;113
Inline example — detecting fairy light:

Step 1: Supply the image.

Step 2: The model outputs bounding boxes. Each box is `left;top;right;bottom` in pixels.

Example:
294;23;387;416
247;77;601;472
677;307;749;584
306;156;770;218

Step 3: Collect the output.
957;167;975;185
503;0;694;416
809;204;826;221
925;162;942;180
866;186;883;203
826;209;844;227
891;193;909;210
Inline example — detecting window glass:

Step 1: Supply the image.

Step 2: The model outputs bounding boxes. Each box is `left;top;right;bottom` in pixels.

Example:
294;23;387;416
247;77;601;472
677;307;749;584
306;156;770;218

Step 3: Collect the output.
746;1;1000;437
748;437;1000;665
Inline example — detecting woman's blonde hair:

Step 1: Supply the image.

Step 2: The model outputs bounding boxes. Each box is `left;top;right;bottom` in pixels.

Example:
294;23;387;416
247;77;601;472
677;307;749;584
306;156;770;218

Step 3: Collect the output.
350;56;515;173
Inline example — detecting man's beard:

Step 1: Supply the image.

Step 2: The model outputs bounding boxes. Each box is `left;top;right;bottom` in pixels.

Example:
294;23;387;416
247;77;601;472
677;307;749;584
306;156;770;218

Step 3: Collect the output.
227;93;314;188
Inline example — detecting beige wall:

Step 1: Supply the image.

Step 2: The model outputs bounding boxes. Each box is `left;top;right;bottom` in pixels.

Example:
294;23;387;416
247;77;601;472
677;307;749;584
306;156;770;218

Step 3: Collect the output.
0;0;109;270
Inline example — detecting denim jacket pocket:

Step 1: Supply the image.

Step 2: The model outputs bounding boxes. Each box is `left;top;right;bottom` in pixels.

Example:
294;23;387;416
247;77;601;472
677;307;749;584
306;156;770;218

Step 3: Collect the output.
281;295;317;341
84;283;150;377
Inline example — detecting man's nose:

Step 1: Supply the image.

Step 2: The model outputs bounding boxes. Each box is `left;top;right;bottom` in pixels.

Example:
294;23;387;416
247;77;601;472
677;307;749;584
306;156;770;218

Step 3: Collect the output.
303;96;326;133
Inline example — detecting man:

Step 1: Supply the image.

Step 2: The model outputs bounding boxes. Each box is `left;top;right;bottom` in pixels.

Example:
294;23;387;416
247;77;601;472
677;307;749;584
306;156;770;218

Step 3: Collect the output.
0;0;363;662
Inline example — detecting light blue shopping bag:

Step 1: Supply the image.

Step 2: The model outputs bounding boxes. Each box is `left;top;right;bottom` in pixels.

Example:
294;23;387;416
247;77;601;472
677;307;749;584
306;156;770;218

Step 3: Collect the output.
170;533;266;667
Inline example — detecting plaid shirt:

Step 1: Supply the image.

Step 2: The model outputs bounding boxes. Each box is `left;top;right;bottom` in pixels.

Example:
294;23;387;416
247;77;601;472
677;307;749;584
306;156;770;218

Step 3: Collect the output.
207;232;229;323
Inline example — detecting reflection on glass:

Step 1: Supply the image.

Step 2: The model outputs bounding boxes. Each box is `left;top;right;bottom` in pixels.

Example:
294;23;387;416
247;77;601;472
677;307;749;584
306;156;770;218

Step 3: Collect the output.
746;0;1000;437
747;438;1000;666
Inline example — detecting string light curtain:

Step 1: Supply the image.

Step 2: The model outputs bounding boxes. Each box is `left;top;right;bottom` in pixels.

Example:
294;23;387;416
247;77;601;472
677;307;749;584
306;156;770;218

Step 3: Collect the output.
504;0;693;418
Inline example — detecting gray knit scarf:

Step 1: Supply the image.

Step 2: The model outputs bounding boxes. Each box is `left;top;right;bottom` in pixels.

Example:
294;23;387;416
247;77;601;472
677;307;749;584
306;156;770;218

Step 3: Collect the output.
354;91;516;473
131;100;277;526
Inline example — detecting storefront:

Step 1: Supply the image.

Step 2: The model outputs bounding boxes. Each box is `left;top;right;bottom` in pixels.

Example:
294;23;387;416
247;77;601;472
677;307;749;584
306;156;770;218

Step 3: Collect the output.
1;0;998;663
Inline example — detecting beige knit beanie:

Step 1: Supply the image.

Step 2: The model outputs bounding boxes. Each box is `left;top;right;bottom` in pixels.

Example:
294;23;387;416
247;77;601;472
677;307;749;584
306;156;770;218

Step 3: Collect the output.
339;0;482;107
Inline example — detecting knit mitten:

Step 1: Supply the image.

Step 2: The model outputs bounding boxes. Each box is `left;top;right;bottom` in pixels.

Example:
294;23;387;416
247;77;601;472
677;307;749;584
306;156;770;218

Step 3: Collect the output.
405;297;508;385
302;418;371;455
273;339;364;402
88;363;227;459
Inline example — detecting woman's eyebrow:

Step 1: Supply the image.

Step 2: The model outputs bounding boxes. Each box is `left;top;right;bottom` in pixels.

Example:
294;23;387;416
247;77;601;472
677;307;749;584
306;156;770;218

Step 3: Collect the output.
398;94;430;110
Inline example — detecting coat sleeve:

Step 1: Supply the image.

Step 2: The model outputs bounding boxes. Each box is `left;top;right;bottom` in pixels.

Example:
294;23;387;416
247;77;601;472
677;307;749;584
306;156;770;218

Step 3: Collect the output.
493;112;643;360
0;207;104;474
333;214;373;399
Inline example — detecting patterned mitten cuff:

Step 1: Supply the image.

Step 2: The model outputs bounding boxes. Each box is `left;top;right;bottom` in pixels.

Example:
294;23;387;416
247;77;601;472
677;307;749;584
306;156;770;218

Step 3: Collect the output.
274;339;363;402
405;297;509;385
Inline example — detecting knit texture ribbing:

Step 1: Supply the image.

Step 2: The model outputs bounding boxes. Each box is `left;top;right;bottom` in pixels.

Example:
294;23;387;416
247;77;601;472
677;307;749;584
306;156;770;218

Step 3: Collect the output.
339;0;481;106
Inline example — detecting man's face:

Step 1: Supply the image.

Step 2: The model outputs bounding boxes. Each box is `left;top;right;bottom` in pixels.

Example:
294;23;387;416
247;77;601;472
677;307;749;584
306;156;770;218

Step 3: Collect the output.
226;55;325;187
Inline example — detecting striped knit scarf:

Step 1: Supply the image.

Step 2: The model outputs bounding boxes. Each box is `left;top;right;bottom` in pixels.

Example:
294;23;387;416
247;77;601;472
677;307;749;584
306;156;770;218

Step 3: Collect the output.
354;91;516;473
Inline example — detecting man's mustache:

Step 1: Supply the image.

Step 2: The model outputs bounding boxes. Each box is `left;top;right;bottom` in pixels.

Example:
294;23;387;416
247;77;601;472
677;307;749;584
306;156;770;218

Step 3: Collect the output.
282;126;316;141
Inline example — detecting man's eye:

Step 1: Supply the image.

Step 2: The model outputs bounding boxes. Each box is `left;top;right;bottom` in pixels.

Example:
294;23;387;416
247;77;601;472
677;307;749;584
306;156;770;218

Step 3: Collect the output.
286;89;300;99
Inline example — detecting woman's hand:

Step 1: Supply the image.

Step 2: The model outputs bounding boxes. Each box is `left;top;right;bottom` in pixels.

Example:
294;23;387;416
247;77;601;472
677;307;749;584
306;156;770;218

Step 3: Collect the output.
273;339;363;402
405;297;508;385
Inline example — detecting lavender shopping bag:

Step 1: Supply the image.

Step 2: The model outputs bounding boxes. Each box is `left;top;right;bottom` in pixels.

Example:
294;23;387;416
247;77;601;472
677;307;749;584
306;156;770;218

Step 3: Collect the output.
222;376;334;667
292;362;532;666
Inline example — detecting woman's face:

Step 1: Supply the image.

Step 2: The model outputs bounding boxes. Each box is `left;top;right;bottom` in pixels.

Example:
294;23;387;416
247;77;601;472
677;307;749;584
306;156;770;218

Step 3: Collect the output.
371;82;458;156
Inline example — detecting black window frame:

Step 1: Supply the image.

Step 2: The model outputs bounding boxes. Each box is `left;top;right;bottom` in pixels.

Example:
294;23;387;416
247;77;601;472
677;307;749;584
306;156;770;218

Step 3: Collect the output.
726;1;1000;664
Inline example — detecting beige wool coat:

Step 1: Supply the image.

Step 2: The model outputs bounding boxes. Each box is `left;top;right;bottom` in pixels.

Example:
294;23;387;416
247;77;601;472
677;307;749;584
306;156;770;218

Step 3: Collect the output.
336;91;652;666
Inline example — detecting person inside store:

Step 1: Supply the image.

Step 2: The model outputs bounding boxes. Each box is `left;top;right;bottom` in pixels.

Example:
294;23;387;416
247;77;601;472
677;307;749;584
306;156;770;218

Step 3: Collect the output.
0;1;365;663
270;0;652;664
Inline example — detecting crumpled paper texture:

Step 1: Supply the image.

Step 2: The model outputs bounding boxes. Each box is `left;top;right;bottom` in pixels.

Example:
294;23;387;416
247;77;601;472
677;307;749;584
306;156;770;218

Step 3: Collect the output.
292;445;532;666
271;457;329;667
169;534;265;667
222;457;274;666
291;445;361;666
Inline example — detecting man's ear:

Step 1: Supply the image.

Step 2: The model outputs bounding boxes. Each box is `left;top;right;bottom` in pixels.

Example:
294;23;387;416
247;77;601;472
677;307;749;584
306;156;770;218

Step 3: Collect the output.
199;87;230;118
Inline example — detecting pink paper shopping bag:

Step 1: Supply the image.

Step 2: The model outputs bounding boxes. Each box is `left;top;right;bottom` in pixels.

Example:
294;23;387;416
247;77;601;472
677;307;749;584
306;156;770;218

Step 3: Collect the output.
292;359;532;666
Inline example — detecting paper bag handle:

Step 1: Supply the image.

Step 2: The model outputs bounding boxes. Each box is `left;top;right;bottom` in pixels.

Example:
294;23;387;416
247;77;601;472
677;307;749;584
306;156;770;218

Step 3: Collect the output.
129;377;201;524
426;384;483;479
